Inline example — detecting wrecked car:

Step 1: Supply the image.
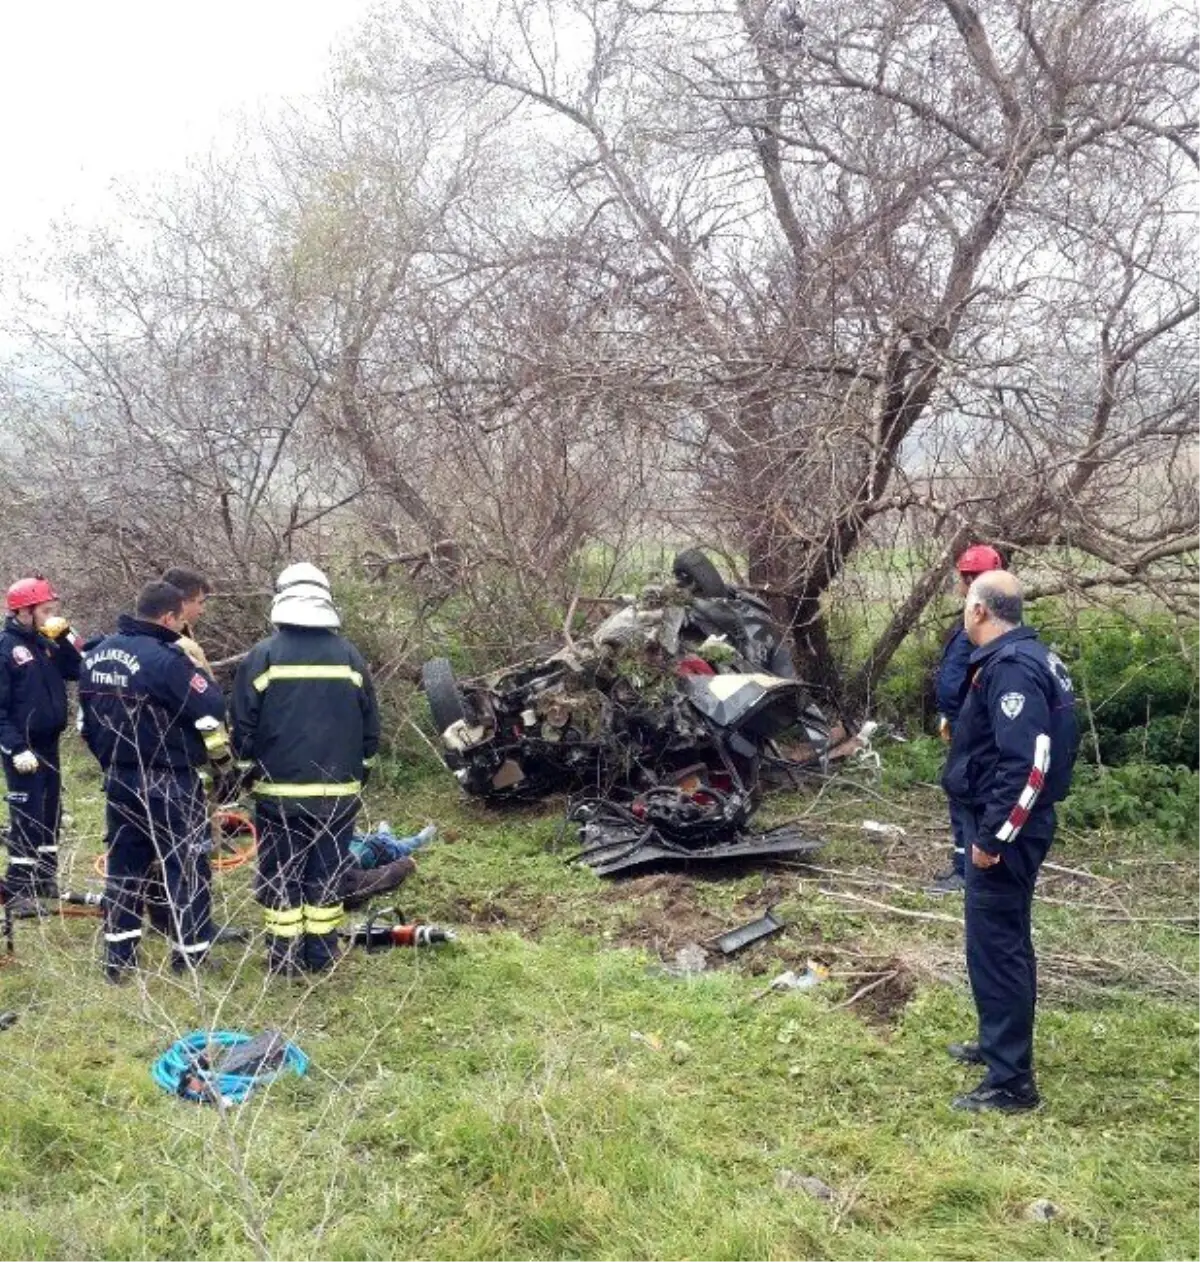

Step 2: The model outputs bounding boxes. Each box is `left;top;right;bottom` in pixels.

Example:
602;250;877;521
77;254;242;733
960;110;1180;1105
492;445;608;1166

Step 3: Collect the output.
422;549;829;801
421;550;829;872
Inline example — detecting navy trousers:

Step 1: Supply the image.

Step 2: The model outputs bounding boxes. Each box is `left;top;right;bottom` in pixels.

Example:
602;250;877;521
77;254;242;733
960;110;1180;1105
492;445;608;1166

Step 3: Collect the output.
3;736;62;895
947;796;971;877
255;803;355;973
103;767;213;974
964;808;1055;1088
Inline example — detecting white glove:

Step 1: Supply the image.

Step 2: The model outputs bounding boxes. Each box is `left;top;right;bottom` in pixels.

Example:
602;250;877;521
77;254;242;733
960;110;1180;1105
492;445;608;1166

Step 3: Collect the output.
13;751;38;774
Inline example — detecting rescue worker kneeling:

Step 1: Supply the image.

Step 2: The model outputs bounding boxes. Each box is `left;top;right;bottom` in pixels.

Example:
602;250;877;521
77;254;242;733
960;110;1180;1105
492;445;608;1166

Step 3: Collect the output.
232;564;380;976
79;581;230;980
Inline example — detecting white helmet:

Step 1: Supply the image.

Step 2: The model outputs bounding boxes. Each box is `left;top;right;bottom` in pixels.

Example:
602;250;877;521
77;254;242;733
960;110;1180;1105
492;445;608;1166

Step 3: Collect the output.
270;562;340;629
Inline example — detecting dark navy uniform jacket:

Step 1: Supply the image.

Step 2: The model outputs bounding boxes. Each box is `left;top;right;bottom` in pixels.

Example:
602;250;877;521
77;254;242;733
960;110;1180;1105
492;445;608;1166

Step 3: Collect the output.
0;616;82;757
942;626;1079;854
935;625;974;723
79;615;226;773
232;626;380;810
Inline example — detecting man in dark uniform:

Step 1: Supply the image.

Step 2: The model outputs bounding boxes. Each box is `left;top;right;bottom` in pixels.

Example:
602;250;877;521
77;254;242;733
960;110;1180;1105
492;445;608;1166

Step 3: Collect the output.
0;576;83;913
231;563;380;977
942;570;1079;1112
928;544;1005;895
79;581;229;980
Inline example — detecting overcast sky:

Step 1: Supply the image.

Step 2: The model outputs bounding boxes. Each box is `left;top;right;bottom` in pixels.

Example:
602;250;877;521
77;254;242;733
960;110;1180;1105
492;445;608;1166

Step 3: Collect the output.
0;0;378;250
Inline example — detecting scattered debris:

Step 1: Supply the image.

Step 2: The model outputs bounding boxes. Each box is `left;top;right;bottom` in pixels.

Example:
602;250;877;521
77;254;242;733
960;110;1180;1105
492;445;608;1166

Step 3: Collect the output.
706;908;787;956
861;820;907;840
755;961;830;1000
575;804;824;877
661;943;709;976
0;1010;18;1031
1025;1198;1060;1222
776;1169;837;1201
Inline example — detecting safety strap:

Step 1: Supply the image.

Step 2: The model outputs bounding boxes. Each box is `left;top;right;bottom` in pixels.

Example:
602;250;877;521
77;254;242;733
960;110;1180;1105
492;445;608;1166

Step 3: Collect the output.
264;906;304;939
252;664;363;693
104;928;142;943
254;781;362;798
303;903;344;934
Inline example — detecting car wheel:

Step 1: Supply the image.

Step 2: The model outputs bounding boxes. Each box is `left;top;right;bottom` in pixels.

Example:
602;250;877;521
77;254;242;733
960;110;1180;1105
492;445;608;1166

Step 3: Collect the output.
673;548;730;597
422;658;467;735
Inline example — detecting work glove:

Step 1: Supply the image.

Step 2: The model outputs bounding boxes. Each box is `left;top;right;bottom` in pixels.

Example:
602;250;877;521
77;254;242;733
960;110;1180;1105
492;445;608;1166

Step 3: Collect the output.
39;617;71;640
12;751;38;774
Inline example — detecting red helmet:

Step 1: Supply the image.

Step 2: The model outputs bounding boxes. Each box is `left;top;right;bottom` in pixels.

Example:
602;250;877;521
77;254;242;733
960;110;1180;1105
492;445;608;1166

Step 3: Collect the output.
956;544;1004;577
6;576;58;612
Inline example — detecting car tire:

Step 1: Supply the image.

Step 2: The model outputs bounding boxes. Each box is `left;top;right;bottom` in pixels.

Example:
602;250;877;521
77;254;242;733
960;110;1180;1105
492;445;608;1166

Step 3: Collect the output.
422;658;467;735
673;548;729;598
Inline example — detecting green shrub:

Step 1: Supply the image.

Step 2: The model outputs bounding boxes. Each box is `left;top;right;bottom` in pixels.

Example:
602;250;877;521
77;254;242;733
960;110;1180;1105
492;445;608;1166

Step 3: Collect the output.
1029;609;1198;769
880;735;947;790
1061;762;1200;845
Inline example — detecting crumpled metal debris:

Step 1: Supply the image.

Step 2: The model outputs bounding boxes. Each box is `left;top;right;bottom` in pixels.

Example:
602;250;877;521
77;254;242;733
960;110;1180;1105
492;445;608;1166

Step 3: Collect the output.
423;550;835;870
422;550;832;807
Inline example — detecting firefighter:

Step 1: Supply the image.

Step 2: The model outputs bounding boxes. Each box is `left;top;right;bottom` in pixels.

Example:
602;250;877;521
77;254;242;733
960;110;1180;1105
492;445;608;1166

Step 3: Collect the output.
942;570;1079;1112
161;567;213;672
79;581;230;980
231;563;380;977
141;567;215;934
0;576;83;912
926;544;1005;895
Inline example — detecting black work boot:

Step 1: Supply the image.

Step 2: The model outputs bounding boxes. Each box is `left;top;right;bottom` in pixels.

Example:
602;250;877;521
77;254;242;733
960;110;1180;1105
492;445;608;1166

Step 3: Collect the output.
947;1041;985;1065
926;870;966;895
266;938;304;980
303;931;343;975
952;1079;1041;1114
34;875;60;901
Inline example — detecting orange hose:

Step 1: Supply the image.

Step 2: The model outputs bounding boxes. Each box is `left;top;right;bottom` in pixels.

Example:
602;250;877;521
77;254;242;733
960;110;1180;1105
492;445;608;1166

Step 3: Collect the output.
212;810;257;872
91;809;259;877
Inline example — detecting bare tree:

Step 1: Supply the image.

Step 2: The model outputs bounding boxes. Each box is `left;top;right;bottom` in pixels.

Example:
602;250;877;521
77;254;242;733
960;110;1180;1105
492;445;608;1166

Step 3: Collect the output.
377;0;1196;706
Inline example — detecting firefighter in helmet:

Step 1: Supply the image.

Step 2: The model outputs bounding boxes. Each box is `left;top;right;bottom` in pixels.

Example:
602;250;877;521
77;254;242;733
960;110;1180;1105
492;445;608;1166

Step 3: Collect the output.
0;576;82;913
231;564;380;976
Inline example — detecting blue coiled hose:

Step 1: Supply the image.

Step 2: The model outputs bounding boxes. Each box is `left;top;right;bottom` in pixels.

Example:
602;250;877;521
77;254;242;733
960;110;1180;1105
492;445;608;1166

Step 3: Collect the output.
152;1030;308;1104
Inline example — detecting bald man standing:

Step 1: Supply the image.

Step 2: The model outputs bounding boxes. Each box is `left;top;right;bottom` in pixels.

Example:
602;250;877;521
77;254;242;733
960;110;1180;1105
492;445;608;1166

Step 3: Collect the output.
941;571;1080;1113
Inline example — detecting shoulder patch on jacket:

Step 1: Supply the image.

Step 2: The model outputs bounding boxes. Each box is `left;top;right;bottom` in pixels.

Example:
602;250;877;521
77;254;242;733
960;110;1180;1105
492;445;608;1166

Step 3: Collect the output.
11;646;33;666
189;673;209;694
999;691;1025;719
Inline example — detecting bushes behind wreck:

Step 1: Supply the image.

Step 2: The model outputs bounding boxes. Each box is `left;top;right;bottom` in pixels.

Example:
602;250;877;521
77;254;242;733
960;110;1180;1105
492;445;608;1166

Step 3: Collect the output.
315;561;1200;789
890;602;1200;844
839;596;1197;773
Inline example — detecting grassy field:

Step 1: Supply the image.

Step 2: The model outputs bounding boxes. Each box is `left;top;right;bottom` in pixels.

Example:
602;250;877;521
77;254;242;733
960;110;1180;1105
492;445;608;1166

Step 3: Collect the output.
0;751;1196;1262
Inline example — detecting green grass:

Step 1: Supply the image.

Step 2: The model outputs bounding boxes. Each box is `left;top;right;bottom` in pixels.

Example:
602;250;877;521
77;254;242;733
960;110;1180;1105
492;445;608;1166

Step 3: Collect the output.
0;758;1196;1261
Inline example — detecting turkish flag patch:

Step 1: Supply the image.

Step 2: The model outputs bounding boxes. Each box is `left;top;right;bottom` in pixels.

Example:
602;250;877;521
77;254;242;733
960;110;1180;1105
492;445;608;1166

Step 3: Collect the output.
12;647;33;666
189;673;209;694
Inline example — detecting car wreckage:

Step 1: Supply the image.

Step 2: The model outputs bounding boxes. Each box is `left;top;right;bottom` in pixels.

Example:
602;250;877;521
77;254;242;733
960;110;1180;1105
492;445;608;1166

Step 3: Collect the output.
421;550;827;875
